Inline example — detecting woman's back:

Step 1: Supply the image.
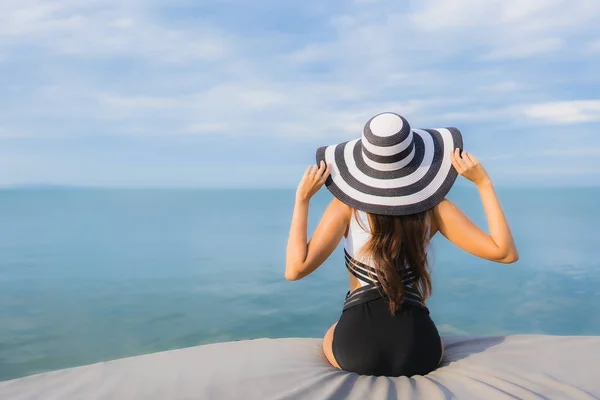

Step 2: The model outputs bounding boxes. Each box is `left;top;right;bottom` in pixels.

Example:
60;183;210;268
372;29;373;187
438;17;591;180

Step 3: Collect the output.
331;207;441;376
343;210;375;288
344;209;422;293
341;208;427;314
343;209;371;269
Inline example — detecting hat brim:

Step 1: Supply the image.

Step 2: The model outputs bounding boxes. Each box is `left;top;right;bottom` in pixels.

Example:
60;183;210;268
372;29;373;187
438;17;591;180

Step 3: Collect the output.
316;127;463;216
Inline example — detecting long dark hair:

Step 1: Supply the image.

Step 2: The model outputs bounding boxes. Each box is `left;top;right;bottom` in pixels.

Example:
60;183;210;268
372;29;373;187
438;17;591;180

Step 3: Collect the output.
356;209;434;315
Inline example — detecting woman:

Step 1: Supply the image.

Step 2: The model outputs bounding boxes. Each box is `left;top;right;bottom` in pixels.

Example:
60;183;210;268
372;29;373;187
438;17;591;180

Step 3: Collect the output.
285;112;518;377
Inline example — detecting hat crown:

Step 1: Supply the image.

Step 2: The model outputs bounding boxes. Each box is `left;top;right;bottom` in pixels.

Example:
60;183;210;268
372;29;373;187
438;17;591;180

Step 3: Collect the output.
361;113;416;171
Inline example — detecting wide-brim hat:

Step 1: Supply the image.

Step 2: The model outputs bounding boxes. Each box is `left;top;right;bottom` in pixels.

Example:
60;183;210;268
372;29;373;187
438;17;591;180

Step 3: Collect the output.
316;112;463;216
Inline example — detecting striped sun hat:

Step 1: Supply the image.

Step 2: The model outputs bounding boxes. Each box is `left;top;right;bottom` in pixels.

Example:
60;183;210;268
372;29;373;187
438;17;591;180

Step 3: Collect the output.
315;112;463;216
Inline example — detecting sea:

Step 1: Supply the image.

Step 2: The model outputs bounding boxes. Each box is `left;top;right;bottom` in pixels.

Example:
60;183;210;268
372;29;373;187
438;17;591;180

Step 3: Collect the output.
1;187;599;381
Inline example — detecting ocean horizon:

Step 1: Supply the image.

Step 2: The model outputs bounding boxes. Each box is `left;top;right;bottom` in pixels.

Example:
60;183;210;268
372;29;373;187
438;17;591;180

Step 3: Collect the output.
1;186;599;381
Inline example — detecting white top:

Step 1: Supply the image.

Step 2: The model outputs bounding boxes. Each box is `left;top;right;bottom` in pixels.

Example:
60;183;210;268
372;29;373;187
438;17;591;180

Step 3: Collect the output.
343;210;376;288
343;209;418;288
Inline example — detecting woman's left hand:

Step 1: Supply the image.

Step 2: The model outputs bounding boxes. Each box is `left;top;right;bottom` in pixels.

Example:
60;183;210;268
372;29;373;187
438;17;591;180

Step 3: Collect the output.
296;161;331;202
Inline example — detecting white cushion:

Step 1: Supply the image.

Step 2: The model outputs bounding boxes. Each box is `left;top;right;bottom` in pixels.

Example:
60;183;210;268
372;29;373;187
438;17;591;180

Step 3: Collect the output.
1;335;598;399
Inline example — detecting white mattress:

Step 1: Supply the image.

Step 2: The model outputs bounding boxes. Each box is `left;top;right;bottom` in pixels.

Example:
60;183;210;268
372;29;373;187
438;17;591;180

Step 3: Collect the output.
1;335;598;399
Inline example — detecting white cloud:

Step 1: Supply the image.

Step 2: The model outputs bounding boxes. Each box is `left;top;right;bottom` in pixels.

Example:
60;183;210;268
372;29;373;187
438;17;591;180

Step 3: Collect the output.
288;44;329;64
0;0;82;36
411;0;597;60
0;126;40;139
478;147;600;163
503;166;599;177
0;0;232;63
478;81;521;93
482;153;517;162
437;109;513;122
236;89;288;109
411;0;597;32
184;123;230;134
522;100;600;123
540;147;600;157
95;84;290;114
483;38;563;60
1;0;600;143
1;0;599;186
112;18;134;29
97;93;186;110
590;39;600;52
438;100;600;125
0;126;12;138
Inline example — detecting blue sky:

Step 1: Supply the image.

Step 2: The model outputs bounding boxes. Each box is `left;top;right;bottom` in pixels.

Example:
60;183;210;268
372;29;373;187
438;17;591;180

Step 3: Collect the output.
1;0;599;188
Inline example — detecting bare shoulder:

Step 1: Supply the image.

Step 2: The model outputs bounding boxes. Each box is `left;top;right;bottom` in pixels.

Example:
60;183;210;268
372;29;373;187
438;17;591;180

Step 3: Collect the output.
322;198;352;239
432;198;460;233
434;198;456;212
433;198;460;219
328;197;353;219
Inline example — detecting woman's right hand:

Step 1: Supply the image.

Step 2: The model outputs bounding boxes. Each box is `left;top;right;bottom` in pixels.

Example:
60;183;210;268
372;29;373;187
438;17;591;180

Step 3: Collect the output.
451;148;491;187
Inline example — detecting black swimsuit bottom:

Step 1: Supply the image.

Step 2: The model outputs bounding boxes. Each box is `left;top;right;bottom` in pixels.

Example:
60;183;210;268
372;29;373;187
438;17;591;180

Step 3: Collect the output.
332;285;442;377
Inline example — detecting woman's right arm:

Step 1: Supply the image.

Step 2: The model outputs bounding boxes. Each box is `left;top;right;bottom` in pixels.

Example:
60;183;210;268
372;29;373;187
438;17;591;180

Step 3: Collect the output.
433;149;519;264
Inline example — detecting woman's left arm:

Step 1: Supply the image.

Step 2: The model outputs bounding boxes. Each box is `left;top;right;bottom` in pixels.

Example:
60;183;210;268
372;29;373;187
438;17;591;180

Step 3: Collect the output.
285;162;350;281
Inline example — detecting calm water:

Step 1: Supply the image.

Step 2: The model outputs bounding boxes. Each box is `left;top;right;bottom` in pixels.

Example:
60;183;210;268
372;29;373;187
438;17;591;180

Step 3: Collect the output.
1;187;599;381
